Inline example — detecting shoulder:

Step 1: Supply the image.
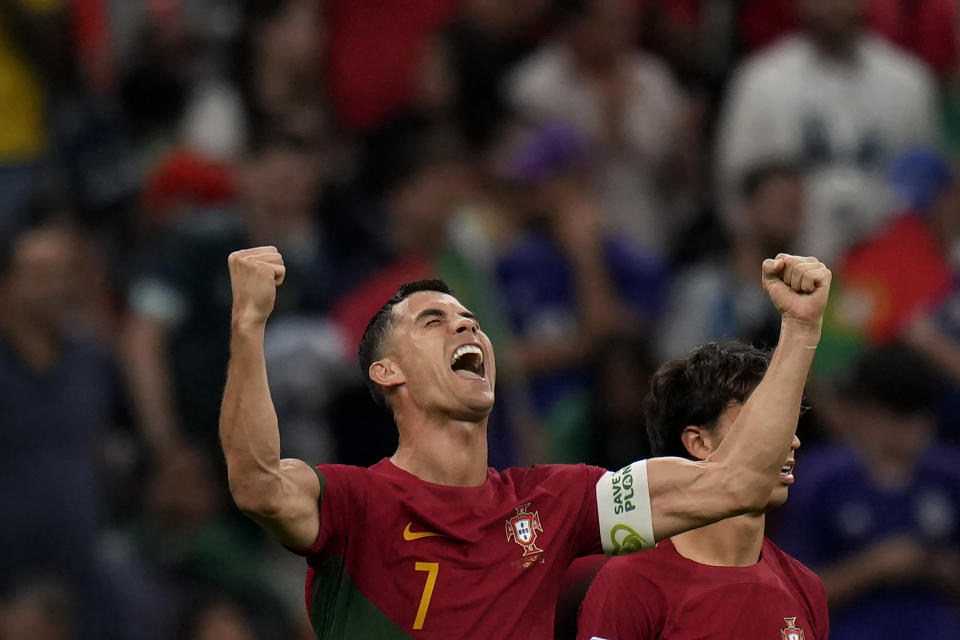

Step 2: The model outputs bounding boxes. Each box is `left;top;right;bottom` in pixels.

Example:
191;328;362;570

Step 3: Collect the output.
862;34;935;89
502;463;608;491
507;45;569;100
587;551;669;602
316;462;379;493
765;539;819;578
733;35;810;86
763;538;827;597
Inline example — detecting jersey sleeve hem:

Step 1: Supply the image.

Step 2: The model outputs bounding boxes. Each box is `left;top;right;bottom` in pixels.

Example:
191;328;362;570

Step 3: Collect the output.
284;466;328;557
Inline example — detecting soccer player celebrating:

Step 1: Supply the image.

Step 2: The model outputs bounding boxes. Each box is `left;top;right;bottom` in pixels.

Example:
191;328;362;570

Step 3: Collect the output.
577;341;829;640
220;248;830;638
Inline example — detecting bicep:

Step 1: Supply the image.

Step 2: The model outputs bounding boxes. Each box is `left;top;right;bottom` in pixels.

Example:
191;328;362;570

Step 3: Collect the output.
246;458;322;549
645;457;746;541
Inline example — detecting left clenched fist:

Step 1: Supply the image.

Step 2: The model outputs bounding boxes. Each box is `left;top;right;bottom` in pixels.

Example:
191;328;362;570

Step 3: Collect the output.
761;254;832;331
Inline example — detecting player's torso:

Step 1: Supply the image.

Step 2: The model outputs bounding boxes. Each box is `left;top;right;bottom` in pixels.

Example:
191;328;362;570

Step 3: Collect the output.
662;583;815;640
310;465;596;640
659;544;818;640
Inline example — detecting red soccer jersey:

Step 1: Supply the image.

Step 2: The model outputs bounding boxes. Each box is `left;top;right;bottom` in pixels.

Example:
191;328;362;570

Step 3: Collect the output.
576;538;829;640
292;458;608;639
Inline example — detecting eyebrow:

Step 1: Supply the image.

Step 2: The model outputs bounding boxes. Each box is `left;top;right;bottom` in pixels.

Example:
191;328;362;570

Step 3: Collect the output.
414;308;477;323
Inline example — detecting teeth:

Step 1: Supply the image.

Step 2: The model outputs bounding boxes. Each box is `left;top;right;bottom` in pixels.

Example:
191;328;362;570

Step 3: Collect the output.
780;465;792;474
451;344;483;366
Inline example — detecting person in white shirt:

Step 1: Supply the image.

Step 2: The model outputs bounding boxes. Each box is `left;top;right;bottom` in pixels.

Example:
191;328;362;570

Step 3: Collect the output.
507;0;693;256
716;0;936;264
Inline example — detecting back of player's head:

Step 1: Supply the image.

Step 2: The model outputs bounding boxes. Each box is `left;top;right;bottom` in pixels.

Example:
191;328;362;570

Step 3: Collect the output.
646;341;771;459
359;279;455;409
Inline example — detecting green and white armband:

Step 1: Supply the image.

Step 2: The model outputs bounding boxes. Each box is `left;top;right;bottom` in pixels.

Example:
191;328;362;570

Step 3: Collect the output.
595;460;655;555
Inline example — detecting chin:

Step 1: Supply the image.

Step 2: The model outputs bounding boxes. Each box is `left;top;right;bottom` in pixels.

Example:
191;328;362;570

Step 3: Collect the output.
763;488;790;512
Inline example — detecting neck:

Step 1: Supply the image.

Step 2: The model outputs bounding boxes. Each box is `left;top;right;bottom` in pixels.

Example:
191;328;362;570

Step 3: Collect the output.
671;513;765;567
391;410;489;486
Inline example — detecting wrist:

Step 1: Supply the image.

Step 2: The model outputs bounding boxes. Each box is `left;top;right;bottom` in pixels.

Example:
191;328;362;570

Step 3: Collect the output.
779;317;823;346
231;313;267;337
780;317;823;345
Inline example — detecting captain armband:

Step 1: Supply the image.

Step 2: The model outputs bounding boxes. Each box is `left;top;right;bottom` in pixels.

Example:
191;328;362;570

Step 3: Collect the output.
596;460;655;556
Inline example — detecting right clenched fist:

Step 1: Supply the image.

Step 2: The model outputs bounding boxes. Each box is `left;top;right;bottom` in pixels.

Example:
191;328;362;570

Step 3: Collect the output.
228;246;286;327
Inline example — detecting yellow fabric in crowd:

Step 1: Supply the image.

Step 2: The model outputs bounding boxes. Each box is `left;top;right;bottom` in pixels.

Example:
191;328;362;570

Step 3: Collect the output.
0;0;65;162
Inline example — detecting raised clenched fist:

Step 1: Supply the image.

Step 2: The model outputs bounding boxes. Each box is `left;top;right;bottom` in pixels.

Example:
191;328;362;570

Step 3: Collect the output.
227;246;286;327
761;254;832;332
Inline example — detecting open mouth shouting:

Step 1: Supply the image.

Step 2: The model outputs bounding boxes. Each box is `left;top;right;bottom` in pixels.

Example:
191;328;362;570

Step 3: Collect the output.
451;343;486;380
779;460;795;485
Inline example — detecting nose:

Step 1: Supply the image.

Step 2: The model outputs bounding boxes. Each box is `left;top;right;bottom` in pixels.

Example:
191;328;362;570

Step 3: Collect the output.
791;435;801;451
455;315;478;335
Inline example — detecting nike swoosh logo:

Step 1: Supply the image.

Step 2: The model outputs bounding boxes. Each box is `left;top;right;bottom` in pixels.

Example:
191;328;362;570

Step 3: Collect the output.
403;523;445;541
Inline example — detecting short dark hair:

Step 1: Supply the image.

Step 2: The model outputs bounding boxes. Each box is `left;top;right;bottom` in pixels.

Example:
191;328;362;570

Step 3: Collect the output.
646;341;771;459
358;279;455;409
740;160;801;201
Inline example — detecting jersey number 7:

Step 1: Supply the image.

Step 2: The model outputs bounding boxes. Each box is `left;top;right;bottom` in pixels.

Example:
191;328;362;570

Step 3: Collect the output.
413;562;439;630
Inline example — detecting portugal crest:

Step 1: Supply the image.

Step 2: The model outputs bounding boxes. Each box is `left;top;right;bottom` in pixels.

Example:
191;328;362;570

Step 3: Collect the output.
781;617;805;640
505;503;543;556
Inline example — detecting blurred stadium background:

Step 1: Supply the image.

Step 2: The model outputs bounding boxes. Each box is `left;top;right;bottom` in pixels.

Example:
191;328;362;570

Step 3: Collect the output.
1;0;959;638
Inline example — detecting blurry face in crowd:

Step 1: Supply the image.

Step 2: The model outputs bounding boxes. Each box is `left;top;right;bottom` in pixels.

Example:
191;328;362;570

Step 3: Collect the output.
374;291;496;422
568;0;638;69
255;0;325;70
801;0;863;47
242;143;322;225
466;0;550;36
846;401;933;473
187;602;257;640
146;446;217;529
389;163;467;256
1;227;79;332
688;403;801;510
745;174;804;251
0;583;75;640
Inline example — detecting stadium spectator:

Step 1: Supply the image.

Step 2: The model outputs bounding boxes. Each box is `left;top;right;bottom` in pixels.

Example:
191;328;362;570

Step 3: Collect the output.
0;0;73;234
658;160;804;360
507;0;695;254
817;148;960;378
441;0;551;149
492;123;668;460
716;0;937;264
0;217;125;639
578;342;828;640
0;576;78;640
121;131;332;459
132;448;293;640
777;343;960;639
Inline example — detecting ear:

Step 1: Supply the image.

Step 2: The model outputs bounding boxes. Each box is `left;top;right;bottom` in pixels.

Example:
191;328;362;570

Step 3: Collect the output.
680;425;712;461
369;358;405;389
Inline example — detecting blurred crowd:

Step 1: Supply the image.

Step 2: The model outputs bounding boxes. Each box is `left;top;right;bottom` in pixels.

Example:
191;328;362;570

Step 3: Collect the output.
1;0;960;638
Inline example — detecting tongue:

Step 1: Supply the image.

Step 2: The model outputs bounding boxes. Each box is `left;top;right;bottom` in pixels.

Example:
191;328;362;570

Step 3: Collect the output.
453;368;483;380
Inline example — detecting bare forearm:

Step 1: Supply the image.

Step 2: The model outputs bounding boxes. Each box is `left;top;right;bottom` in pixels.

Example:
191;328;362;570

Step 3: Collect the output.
711;320;819;491
122;315;181;454
220;321;283;509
